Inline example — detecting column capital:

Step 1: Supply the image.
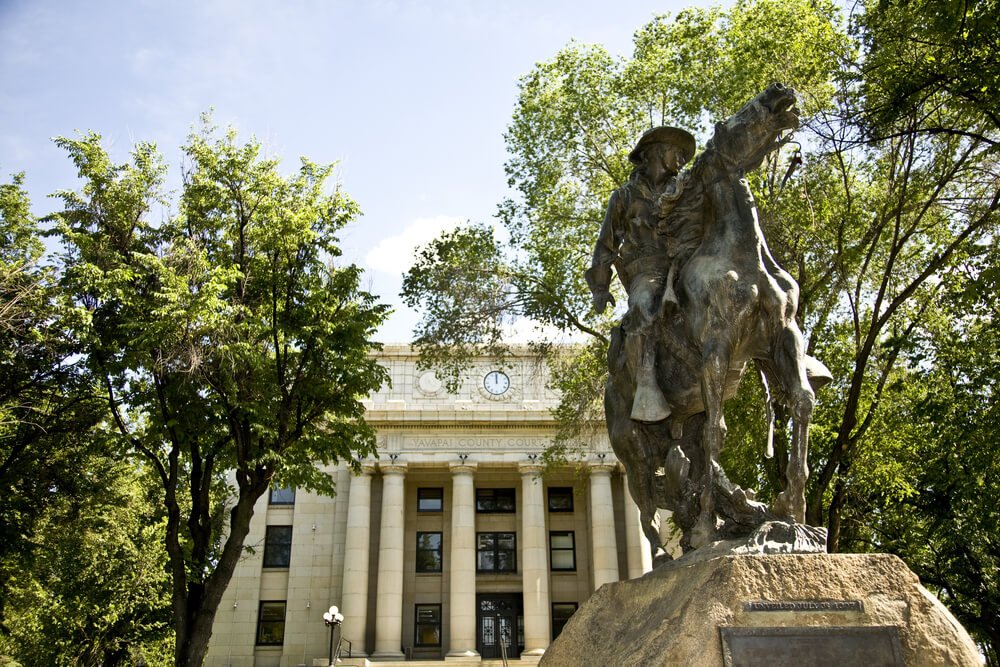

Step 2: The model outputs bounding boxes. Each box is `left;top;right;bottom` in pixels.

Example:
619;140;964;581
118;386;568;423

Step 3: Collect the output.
519;460;544;477
380;460;408;476
359;461;378;476
449;460;478;475
589;458;616;475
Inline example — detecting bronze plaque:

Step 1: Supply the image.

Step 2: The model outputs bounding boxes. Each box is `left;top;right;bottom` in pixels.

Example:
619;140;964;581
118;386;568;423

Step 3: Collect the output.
720;626;905;667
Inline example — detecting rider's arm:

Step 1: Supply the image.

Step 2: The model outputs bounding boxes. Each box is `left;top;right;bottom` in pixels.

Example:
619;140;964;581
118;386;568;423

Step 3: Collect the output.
585;189;625;313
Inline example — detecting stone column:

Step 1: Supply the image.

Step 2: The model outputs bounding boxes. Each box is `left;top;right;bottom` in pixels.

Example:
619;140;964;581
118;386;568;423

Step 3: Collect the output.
589;460;620;589
520;460;550;656
372;461;407;661
659;508;682;559
447;461;479;658
623;479;653;578
341;463;375;657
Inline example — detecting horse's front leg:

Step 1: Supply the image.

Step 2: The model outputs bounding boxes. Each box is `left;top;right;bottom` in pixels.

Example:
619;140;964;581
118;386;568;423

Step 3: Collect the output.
772;325;815;524
692;340;729;548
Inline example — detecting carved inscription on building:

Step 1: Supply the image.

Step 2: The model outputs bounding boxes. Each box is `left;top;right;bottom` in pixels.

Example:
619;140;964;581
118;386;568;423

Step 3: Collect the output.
405;436;551;451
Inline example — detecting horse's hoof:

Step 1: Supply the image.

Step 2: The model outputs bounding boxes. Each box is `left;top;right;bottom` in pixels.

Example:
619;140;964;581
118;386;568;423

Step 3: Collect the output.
772;492;793;521
773;492;805;523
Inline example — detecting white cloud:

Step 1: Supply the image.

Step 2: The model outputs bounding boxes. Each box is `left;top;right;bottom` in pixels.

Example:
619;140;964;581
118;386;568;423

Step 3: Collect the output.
364;215;466;274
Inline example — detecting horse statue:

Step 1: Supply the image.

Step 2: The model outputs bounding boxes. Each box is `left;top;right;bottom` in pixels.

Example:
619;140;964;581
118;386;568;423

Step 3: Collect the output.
598;84;832;556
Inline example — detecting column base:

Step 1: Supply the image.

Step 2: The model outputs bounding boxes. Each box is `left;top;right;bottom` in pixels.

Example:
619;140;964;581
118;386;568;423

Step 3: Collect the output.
445;649;481;660
518;649;545;663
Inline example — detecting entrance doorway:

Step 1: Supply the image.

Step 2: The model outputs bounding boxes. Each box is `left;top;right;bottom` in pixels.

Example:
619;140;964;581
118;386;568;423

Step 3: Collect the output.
476;594;524;659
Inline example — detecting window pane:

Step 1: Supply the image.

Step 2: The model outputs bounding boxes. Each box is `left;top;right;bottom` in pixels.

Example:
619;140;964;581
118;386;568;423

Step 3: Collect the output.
269;487;295;505
497;533;515;549
495;489;515;512
497;550;515;571
417;532;442;550
476;489;494;512
477;488;516;513
548;487;574;512
416;532;442;572
416;605;440;623
551;550;575;570
263;526;293;568
415;604;441;646
552;603;577;639
550;533;573;549
478;533;495;549
478;550;495;571
256;601;286;645
416;550;442;572
418;488;443;512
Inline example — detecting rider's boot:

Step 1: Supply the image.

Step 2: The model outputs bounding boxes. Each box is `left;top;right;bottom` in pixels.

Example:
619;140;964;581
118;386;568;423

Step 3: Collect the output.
631;335;670;423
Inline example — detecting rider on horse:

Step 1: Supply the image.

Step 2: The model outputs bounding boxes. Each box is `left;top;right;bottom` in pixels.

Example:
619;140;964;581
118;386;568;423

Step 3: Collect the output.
586;126;697;423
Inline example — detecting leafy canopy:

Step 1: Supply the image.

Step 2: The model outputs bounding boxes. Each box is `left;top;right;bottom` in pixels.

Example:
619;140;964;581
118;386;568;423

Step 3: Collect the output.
53;118;389;665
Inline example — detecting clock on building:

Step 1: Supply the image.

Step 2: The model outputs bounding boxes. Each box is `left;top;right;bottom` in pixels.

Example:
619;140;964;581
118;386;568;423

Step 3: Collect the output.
483;370;510;396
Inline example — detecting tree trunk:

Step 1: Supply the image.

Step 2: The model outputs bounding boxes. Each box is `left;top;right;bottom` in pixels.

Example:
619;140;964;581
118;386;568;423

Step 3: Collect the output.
174;482;262;666
826;476;847;553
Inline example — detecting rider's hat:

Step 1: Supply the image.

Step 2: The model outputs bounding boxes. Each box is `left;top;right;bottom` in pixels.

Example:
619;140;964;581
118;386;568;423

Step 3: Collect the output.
628;126;697;165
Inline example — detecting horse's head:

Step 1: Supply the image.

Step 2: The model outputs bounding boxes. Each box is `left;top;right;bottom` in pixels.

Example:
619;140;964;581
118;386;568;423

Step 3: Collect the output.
707;83;799;173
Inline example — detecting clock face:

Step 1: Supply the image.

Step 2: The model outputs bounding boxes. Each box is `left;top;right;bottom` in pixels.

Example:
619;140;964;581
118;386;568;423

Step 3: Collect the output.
483;370;510;396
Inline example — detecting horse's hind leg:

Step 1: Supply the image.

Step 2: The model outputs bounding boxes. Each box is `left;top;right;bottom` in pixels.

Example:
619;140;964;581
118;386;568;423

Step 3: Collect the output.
692;340;729;548
771;324;815;524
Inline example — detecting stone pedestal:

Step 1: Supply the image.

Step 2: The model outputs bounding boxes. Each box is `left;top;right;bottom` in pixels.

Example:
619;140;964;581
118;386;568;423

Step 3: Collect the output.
540;552;980;667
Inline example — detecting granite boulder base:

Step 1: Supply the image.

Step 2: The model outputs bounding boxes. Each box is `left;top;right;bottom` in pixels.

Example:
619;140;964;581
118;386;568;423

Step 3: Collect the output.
540;553;979;667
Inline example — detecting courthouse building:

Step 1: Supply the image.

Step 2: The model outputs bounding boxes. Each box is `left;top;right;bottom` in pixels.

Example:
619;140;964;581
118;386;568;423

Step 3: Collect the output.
205;346;655;666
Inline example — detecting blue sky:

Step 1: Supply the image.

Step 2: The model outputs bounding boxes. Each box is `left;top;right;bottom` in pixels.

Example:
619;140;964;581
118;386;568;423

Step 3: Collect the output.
0;0;714;342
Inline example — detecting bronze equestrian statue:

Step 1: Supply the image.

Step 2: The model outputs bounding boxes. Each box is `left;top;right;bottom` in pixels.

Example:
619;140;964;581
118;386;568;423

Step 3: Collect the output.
589;84;832;556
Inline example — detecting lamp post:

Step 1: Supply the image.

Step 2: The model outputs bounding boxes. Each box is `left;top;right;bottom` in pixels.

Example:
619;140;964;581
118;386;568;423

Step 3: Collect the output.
323;605;345;665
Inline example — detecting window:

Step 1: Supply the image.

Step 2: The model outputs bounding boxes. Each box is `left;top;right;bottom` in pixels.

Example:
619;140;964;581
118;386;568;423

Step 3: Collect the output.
263;526;292;568
269;487;295;505
418;487;444;512
416;532;443;572
477;532;516;572
550;531;576;571
551;603;578;639
256;601;286;645
414;604;442;646
476;488;515;513
547;487;574;512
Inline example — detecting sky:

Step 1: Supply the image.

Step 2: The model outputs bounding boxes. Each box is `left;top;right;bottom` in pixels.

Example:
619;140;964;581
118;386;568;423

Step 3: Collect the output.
0;0;715;343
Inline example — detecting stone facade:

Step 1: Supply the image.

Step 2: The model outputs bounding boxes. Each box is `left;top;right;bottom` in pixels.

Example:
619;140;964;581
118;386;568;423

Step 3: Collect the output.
205;346;652;666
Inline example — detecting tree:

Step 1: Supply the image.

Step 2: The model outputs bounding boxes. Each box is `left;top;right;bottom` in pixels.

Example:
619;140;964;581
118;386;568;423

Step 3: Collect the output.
54;121;389;665
0;173;107;634
790;0;1000;548
854;244;1000;663
854;0;1000;146
0;453;173;665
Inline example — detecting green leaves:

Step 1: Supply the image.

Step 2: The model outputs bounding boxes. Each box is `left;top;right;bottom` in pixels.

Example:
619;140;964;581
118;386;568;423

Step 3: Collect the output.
50;120;389;664
855;0;1000;145
0;456;172;666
